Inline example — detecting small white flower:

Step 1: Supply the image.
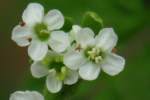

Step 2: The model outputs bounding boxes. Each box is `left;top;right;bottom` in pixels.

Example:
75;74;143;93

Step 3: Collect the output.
11;3;70;61
30;51;78;93
9;91;44;100
64;27;125;80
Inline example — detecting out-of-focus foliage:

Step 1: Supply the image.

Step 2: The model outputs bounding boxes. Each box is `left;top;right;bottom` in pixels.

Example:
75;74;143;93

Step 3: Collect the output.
0;0;149;100
81;11;103;34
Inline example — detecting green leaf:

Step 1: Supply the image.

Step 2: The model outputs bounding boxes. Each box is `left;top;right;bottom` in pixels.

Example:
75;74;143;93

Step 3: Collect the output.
82;11;103;34
61;17;74;32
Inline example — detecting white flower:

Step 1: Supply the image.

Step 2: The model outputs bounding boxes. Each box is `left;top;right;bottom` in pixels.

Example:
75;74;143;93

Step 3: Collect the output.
30;51;79;93
64;27;125;80
9;91;44;100
11;3;70;61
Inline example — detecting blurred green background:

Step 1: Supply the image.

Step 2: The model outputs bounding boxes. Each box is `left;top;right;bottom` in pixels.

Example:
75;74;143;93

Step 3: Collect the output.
0;0;150;100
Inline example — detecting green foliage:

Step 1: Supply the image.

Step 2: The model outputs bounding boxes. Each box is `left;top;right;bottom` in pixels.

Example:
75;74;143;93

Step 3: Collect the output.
82;11;103;34
61;17;74;32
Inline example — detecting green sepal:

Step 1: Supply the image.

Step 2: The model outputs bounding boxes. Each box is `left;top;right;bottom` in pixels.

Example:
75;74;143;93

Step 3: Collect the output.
61;17;74;32
81;11;103;34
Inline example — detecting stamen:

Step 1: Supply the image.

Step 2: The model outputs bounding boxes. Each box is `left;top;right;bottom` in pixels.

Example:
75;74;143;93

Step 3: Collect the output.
85;47;104;63
95;56;102;63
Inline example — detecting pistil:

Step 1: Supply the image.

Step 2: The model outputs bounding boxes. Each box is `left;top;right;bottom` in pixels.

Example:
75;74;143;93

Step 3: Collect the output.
34;23;50;41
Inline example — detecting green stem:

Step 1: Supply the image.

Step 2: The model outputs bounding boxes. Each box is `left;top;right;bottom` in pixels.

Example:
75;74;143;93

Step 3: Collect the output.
54;80;82;100
42;85;47;98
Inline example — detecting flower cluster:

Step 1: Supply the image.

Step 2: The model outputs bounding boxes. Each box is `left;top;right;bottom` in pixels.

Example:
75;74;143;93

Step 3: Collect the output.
10;2;125;100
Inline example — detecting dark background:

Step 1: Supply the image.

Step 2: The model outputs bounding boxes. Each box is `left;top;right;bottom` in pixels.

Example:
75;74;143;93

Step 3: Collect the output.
0;0;150;100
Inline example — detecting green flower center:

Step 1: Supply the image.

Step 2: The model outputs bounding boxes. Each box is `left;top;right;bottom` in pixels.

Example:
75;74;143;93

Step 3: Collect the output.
34;23;50;41
84;47;104;63
42;53;67;80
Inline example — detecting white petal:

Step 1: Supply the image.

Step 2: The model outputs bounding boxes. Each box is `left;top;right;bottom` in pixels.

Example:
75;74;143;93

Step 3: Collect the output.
101;53;125;76
11;25;32;47
46;70;62;93
70;25;81;42
28;40;48;61
9;91;44;100
64;69;79;85
49;31;70;53
79;62;100;80
64;50;86;70
22;3;44;26
96;28;118;51
76;28;95;48
72;25;81;34
31;61;49;78
43;9;64;30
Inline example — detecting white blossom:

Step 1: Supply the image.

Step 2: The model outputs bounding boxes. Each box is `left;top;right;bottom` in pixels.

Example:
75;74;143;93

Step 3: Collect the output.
9;91;44;100
11;3;70;61
64;27;125;80
30;51;79;93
